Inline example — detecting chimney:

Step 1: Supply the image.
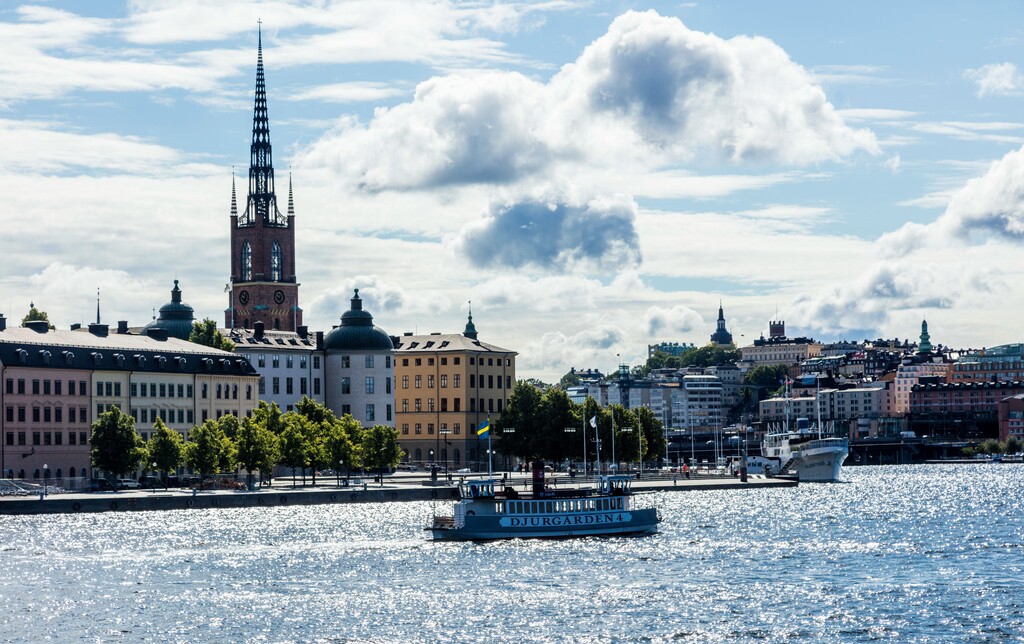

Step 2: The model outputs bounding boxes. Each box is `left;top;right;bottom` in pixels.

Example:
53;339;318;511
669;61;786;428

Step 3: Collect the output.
254;321;265;340
146;328;168;341
25;320;49;333
315;331;324;351
117;320;128;334
297;325;308;340
0;314;5;332
88;323;109;337
70;323;81;331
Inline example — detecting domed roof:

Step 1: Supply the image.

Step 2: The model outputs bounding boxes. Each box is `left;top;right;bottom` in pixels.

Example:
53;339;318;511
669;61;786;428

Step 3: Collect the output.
324;289;393;351
142;280;195;341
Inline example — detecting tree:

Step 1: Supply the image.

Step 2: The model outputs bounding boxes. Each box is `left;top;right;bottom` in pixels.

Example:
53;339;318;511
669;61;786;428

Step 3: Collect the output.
278;414;316;487
148;419;184;489
537;388;579;465
250;401;285;436
189;318;235;352
361;424;404;485
294;397;342;485
325;414;361;484
236;416;279;488
609;405;641;464
636;406;665;464
183;419;228;489
496;381;544;464
90;407;147;484
21;304;55;330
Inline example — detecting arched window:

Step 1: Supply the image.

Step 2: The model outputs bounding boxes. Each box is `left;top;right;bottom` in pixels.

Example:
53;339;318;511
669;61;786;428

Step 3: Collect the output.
241;242;252;281
414;448;422;462
70;467;76;478
270;241;282;281
18;469;25;480
454;449;461;465
56;468;62;479
34;468;40;480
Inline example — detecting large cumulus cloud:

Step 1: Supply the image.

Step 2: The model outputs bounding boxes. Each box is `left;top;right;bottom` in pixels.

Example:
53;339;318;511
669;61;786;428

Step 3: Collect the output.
880;146;1024;256
453;194;641;272
298;10;877;191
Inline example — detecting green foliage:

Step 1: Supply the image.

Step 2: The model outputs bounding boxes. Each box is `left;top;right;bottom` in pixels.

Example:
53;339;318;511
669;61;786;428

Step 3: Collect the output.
183;419;229;486
743;365;790;395
361;424;404;479
278;414;316;475
645;344;740;374
147;419;184;487
978;438;1001;455
1004;436;1022;454
189;318;235;352
236;416;279;485
21;305;55;330
537;388;579;462
250;401;285;435
217;414;241;440
325;414;362;473
522;377;550;390
90;406;147;480
496;381;544;460
610;405;641;463
635;406;665;462
558;370;582;389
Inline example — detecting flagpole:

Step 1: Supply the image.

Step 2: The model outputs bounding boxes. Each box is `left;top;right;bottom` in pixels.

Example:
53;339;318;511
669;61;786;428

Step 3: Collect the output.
488;431;493;479
582;407;587;478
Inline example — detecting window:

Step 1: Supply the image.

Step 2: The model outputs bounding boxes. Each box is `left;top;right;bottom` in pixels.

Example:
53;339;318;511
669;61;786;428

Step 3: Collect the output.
80;381;87;395
32;380;40;395
341;377;351;395
415;375;422;389
454;374;461;388
506;376;512;389
453;423;460;435
32;432;40;446
69;432;76;446
44;408;51;423
454;398;461;412
233;384;238;400
4;379;11;394
241;241;253;280
272;356;280;368
415;423;422;435
313;378;320;396
341;356;350;369
272;377;280;395
366;355;374;369
365;377;375;394
402;376;409;389
402;399;409;412
286;378;293;395
415;398;422;412
402;424;409;435
366;404;375;421
300;378;307;395
43;380;51;395
428;399;435;412
270;241;282;281
17;432;25;446
488;375;494;389
160;383;167;397
258;354;266;367
150;384;157;397
17;379;25;394
386;404;392;421
428;375;435;388
441;398;448;412
386;378;391;394
259;377;266;395
428;423;434;435
216;384;222;399
386;356;391;368
54;432;62;446
402;359;408;366
470;374;476;388
130;383;137;397
313;356;320;369
33;407;40;423
441;357;447;366
441;375;448;388
415;358;422;366
286;355;293;369
69;407;76;423
428;358;434;366
341;404;350;415
4;407;11;422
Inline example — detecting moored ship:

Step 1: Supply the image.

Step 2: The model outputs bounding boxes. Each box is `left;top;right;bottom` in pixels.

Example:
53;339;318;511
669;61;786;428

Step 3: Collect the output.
762;418;848;482
428;463;660;541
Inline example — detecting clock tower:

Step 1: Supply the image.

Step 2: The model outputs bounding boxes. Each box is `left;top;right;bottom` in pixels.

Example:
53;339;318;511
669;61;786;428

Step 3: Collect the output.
226;25;301;332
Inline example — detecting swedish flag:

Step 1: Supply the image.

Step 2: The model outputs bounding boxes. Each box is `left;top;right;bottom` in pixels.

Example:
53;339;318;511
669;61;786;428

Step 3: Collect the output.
477;419;490;438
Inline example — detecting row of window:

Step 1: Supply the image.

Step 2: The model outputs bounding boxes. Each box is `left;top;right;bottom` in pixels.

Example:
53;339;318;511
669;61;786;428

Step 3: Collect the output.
250;354;321;370
6;430;89;446
268;376;322;396
5;378;88;396
339;355;392;369
131;408;195;426
399;398;505;414
401;422;462;435
338;376;390;396
399;374;512;390
5;405;88;424
332;403;393;422
399;356;511;368
7;467;87;481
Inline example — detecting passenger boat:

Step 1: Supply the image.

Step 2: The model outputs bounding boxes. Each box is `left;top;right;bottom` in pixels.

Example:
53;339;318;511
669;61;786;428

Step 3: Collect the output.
428;464;660;541
762;418;848;482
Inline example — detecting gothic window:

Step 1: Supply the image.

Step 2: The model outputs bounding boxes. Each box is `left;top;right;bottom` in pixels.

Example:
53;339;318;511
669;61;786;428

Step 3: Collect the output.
241;242;252;281
271;241;282;281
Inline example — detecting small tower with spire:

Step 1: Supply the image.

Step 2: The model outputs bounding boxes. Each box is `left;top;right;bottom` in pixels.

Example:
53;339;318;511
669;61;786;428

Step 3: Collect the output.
917;319;933;354
226;22;302;332
463;301;478;340
710;301;734;345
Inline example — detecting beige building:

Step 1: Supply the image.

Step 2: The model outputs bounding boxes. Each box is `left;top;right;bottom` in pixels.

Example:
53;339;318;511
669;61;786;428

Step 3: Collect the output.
393;314;515;471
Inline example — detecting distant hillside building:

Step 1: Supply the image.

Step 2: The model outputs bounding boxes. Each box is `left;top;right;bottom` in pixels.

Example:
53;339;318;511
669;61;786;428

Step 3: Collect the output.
710;303;734;345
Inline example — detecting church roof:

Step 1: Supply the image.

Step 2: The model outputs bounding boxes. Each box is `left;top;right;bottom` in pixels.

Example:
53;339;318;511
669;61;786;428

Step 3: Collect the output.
324;289;393;352
142;280;195;341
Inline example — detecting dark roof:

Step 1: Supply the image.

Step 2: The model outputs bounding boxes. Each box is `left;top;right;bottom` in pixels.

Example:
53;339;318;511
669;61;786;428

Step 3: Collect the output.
393;332;514;355
324;289;394;352
142;280;196;341
0;327;257;376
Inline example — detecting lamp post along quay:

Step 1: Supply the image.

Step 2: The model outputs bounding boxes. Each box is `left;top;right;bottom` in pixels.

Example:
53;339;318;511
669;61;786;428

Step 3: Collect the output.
564;427;582;475
501;428;514;474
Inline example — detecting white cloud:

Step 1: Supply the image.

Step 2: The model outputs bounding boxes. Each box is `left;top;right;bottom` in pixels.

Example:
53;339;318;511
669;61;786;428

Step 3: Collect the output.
298;9;878;191
965;62;1024;97
288;81;409;103
642;305;704;337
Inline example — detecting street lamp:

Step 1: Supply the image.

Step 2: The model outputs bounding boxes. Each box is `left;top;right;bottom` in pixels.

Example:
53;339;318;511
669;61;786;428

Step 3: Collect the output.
42;463;48;498
564;427;583;475
621;427;640;476
151;462;157;494
337;460;343;488
428;449;436;483
440;426;452;475
501;427;515;473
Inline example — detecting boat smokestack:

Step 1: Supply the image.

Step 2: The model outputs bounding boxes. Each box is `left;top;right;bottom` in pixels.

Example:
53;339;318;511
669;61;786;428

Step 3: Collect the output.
532;460;545;495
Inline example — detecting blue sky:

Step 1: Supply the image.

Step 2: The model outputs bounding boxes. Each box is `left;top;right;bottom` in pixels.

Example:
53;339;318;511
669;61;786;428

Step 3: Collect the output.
3;1;1024;381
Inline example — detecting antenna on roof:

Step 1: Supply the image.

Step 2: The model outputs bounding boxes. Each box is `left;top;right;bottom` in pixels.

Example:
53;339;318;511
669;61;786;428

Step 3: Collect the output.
96;288;101;324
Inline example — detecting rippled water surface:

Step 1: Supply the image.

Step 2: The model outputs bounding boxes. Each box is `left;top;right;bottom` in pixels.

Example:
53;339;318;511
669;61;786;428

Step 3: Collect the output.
1;464;1022;642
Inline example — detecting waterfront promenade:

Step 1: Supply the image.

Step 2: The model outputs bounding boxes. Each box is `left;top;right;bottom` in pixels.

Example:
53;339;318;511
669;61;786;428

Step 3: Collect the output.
0;471;796;515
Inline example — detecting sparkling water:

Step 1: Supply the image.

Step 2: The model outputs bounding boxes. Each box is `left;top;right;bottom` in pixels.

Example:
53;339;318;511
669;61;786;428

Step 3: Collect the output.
1;464;1021;642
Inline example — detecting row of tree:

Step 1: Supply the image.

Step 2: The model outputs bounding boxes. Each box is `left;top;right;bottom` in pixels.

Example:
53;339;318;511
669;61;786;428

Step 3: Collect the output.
89;397;404;488
494;382;667;467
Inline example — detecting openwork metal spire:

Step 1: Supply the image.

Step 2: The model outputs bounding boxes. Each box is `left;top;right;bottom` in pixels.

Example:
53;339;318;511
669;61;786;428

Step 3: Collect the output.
240;21;286;227
230;172;237;216
287;172;294;215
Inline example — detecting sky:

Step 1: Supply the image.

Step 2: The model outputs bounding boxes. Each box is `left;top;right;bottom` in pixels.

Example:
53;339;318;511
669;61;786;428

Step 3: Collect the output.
3;1;1024;383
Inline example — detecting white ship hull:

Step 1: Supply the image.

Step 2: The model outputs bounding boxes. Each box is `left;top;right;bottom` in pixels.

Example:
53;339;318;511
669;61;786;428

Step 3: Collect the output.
793;442;848;482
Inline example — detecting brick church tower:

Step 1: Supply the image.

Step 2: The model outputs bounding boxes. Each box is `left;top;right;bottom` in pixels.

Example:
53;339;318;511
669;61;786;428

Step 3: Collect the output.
226;25;302;332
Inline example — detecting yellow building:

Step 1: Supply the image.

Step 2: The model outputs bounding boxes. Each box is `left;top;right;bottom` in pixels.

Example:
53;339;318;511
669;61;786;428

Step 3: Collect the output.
393;313;515;471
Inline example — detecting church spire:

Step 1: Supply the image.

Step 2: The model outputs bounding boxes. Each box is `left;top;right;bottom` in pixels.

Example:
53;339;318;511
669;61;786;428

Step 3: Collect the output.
464;300;478;340
917;319;933;354
288;172;294;215
230;172;237;216
240;20;284;227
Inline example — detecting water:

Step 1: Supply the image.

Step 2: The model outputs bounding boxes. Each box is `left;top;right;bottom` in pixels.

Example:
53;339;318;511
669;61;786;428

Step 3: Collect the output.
1;464;1022;642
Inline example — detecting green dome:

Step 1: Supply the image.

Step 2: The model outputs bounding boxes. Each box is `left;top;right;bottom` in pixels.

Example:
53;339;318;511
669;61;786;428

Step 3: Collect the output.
324;289;393;351
143;280;195;341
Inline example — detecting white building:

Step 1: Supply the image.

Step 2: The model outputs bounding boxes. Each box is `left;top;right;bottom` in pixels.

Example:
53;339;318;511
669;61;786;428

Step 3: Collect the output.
231;323;324;413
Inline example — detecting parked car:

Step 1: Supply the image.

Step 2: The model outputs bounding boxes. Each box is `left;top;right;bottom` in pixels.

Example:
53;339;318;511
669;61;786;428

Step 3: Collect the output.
117;478;141;490
138;476;162;489
88;479;115;492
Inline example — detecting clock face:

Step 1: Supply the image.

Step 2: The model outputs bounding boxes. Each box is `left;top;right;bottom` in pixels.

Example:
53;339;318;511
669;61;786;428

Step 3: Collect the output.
274;290;285;304
239;290;250;305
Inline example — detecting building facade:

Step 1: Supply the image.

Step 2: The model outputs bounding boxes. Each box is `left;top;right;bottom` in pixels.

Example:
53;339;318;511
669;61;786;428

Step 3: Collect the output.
393;315;516;470
231;322;324;413
0;318;259;485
